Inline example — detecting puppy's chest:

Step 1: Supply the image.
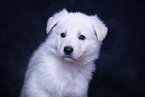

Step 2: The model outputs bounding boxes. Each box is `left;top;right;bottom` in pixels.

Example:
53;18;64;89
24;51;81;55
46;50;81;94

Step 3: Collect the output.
58;69;86;89
47;67;88;96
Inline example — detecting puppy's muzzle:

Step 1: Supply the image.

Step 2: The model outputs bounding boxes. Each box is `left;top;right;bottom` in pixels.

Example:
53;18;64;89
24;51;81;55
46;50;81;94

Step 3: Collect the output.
64;46;73;55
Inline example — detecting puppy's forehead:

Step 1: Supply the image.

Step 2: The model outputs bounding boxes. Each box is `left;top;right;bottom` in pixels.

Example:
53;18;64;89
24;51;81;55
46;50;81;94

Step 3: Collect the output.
59;13;93;31
65;14;91;24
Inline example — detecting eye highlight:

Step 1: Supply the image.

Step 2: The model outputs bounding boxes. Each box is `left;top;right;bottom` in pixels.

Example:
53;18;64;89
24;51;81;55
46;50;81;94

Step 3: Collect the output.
79;35;86;40
60;33;66;38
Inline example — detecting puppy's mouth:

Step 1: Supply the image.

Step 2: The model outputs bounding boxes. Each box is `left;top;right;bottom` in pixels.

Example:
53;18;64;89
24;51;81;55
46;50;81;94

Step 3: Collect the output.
62;55;75;61
64;55;72;58
63;55;74;60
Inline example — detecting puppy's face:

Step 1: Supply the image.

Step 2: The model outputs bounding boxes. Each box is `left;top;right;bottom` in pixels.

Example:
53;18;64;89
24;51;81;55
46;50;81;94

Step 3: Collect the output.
51;17;100;62
46;9;107;62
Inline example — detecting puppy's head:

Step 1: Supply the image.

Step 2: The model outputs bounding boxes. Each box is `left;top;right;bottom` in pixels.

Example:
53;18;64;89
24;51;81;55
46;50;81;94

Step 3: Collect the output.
46;9;108;62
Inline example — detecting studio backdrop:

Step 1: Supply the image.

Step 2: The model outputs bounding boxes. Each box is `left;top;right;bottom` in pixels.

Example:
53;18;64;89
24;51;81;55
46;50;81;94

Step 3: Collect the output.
0;0;145;97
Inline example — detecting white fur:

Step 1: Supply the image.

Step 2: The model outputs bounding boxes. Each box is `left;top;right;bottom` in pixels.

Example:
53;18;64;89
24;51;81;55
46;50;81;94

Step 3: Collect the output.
21;9;108;97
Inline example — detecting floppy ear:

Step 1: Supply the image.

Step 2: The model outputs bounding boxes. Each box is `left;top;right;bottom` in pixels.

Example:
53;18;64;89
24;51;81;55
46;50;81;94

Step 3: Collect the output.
90;15;108;42
46;9;68;34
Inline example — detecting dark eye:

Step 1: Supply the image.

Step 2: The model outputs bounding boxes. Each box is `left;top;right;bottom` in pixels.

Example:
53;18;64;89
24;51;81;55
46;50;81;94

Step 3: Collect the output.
61;33;66;38
79;35;86;40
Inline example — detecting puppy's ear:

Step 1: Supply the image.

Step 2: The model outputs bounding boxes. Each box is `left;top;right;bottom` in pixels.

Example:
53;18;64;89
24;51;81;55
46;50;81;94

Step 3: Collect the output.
46;9;68;34
90;15;108;42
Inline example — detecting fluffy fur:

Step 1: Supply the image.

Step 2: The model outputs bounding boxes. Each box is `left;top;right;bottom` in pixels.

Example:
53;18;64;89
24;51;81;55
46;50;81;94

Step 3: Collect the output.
21;9;108;97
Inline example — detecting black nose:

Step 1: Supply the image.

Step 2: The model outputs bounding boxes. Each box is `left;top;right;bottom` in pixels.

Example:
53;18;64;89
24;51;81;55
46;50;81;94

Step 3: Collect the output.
64;46;73;55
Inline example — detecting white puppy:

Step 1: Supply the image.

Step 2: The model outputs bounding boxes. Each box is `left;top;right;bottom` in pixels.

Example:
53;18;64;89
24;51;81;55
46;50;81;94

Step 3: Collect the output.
21;9;108;97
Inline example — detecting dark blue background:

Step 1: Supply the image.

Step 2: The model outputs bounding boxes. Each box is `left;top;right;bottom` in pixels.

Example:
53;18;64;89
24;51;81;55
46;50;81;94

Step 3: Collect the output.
0;0;145;97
